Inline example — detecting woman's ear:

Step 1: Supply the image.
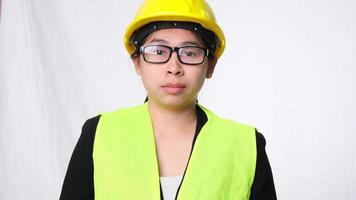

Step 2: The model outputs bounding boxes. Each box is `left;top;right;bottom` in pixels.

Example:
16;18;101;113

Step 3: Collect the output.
206;58;217;79
132;56;142;75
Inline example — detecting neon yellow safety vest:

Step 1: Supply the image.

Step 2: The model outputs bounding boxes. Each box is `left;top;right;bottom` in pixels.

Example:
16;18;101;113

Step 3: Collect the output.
93;103;257;200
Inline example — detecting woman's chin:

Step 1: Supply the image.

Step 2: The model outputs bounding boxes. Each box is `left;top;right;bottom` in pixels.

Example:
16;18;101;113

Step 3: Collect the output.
150;95;196;110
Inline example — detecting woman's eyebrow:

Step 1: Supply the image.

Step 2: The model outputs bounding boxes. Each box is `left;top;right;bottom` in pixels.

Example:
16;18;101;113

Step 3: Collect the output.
146;38;169;44
146;39;202;46
181;41;202;46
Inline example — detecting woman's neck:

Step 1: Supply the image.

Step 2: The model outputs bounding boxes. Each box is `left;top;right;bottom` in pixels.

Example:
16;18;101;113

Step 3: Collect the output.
147;101;197;137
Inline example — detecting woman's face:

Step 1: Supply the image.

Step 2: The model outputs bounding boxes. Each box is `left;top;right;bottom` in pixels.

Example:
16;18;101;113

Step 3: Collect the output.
132;28;216;109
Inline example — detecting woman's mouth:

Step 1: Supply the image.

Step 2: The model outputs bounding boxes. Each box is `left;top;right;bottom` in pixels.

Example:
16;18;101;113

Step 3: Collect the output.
161;83;186;94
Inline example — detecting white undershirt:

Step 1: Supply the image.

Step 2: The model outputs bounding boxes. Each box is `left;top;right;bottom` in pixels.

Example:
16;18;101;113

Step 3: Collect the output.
160;176;183;200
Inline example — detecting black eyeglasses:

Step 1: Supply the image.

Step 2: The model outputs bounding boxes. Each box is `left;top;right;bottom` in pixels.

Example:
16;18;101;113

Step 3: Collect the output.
139;45;209;65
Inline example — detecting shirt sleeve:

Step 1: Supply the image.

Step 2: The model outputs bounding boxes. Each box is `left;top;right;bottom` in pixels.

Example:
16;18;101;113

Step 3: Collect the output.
59;115;101;200
249;131;277;200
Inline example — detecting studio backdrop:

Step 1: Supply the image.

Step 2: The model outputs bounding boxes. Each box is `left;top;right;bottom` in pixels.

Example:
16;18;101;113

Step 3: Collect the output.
0;0;355;199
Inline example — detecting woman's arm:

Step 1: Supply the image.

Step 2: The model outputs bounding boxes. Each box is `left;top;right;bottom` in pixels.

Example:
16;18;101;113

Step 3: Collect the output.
249;131;277;200
59;116;101;200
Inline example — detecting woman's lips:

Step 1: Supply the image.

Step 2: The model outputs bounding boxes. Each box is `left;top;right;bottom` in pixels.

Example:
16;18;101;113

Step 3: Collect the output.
161;83;186;94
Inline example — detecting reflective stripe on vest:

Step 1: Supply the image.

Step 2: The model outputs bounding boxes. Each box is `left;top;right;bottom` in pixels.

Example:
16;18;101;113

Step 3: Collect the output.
93;103;256;200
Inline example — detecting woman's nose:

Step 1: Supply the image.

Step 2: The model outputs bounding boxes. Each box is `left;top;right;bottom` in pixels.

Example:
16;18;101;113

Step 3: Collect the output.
166;52;183;76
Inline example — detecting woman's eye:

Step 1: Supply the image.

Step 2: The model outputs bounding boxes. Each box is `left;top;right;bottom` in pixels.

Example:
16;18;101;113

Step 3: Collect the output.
184;51;195;57
151;48;168;55
154;50;164;55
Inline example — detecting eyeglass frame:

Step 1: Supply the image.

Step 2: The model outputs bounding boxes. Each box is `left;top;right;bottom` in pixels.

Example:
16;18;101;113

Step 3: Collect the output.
138;45;210;65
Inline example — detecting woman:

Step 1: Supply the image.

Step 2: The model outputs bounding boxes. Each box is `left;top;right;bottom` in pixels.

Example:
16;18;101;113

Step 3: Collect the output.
60;0;276;199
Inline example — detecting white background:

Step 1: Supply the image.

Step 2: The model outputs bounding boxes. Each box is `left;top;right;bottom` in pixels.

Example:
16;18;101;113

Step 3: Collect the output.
1;0;355;199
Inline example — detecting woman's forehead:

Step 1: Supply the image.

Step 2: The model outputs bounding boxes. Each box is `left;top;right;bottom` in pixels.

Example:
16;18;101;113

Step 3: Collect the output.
144;28;205;46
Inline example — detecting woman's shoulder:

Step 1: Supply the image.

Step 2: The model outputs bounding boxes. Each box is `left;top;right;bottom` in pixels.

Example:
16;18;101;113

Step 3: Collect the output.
198;104;255;127
78;115;102;143
255;130;267;146
82;115;101;131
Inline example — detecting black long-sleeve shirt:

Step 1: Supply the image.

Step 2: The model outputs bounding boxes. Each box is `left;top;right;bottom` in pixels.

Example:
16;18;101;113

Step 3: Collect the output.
60;106;277;199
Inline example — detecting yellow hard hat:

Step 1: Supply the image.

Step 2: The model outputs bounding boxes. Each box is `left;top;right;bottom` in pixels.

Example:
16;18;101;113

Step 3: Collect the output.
124;0;225;58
